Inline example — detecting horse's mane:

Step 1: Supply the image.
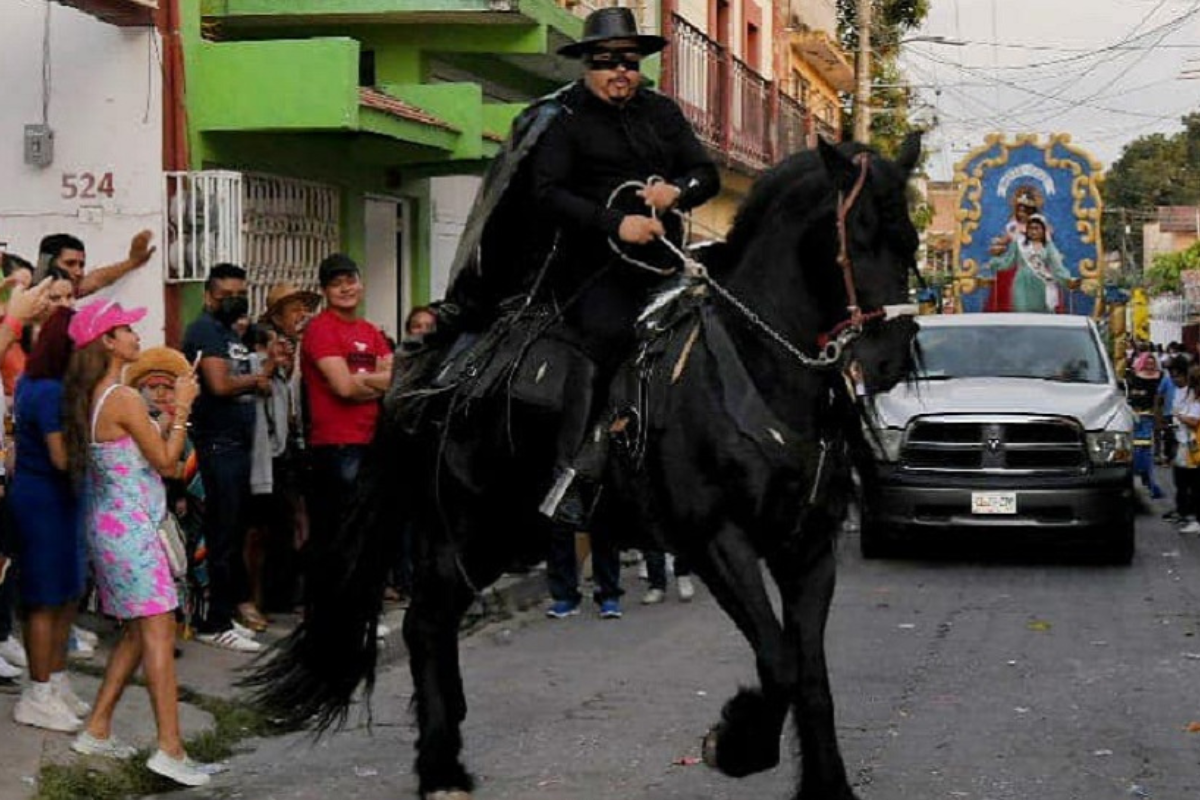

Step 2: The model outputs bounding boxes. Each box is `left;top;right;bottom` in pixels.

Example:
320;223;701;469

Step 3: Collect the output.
723;142;876;266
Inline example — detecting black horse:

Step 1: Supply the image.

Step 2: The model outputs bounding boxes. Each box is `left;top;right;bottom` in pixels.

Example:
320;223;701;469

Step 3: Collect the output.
245;134;923;800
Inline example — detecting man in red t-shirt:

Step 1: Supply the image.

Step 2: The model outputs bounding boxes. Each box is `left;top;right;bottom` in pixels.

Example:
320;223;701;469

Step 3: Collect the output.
300;254;392;598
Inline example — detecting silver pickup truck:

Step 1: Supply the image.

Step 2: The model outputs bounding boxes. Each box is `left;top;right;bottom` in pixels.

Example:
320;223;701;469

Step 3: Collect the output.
861;313;1136;564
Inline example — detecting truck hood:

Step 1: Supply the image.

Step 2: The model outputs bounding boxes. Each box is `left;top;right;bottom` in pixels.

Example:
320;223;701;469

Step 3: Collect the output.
871;377;1133;432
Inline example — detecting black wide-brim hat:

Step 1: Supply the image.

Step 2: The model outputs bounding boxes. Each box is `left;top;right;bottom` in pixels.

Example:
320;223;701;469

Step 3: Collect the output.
558;7;668;59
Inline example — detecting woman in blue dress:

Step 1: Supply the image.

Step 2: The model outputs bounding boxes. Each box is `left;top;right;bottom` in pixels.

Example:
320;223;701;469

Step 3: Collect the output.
10;307;90;732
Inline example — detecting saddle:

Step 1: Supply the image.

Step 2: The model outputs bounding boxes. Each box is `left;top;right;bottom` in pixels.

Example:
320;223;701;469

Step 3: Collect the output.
426;302;598;414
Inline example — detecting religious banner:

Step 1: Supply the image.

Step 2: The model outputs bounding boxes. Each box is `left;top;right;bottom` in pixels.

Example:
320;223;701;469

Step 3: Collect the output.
952;133;1104;315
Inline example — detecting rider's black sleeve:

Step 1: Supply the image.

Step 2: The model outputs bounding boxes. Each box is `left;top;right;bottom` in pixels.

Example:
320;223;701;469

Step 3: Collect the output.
530;115;627;238
658;99;721;213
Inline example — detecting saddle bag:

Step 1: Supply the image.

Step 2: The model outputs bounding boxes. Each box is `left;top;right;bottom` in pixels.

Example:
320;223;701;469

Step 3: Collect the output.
435;306;596;414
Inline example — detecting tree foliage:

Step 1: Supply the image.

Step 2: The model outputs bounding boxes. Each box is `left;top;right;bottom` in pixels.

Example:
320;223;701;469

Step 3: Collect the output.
1103;112;1200;272
836;0;932;156
1145;240;1200;295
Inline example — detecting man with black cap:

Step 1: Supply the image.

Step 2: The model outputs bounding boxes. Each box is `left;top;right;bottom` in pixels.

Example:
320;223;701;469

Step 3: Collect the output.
299;254;392;603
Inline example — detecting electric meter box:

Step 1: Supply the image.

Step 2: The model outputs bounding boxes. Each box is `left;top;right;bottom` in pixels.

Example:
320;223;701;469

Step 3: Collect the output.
24;124;54;167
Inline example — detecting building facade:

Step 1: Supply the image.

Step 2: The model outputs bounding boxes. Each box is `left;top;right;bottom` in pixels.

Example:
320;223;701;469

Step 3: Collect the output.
2;0;848;342
1;0;167;342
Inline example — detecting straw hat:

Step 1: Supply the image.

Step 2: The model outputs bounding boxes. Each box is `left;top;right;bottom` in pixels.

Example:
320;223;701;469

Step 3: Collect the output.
125;346;191;388
262;282;320;322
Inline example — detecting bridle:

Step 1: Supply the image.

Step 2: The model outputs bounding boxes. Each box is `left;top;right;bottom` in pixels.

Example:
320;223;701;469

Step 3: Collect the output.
609;165;914;370
835;153;873;329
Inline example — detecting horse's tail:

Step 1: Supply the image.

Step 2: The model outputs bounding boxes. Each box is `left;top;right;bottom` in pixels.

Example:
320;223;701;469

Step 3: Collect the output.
239;426;400;733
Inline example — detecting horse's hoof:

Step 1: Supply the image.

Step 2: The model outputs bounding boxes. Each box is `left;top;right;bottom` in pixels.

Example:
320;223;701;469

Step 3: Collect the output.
425;792;472;800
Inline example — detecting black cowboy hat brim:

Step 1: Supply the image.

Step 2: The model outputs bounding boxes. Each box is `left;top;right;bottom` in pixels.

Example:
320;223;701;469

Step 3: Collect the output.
558;35;668;59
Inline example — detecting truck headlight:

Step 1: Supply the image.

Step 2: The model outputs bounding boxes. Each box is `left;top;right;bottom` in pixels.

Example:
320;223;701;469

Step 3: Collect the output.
869;427;905;462
1086;431;1132;465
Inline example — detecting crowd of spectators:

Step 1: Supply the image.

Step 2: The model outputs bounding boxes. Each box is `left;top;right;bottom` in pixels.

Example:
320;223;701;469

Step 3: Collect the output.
1124;338;1200;534
0;232;417;783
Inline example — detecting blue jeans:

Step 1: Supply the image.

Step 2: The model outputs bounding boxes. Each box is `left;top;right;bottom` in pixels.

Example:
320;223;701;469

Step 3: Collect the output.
546;523;622;605
196;438;252;633
305;445;367;603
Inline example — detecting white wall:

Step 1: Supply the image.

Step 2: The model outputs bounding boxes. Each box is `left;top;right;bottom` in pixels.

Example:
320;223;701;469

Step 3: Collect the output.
0;1;164;343
428;175;481;302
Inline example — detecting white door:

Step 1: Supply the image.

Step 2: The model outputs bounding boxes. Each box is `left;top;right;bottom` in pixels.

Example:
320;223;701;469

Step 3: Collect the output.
429;175;482;302
364;196;403;339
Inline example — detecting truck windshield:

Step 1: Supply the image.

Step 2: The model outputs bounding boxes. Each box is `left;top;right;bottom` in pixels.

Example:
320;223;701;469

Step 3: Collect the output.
916;325;1107;384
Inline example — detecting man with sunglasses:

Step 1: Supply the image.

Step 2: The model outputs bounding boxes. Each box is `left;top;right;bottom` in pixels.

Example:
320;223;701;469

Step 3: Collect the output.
417;8;718;617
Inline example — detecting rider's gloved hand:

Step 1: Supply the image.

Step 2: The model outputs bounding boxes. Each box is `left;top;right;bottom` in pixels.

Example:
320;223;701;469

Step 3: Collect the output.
618;215;665;245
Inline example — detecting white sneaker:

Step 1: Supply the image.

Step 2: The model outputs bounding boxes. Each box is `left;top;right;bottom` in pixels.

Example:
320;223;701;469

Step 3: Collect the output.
14;684;83;733
0;636;28;668
1180;521;1200;534
195;629;262;653
52;674;92;717
71;626;99;647
231;620;258;640
0;654;21;680
641;588;666;605
72;730;138;759
67;633;95;661
677;576;695;602
146;749;213;787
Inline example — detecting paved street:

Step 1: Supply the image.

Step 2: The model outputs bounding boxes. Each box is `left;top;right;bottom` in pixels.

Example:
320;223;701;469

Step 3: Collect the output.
214;506;1200;800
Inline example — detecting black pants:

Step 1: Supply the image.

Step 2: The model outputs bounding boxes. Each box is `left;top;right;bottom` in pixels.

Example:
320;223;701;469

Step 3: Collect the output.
304;445;367;604
645;549;692;590
546;522;622;605
257;455;304;613
196;438;252;633
1174;466;1200;518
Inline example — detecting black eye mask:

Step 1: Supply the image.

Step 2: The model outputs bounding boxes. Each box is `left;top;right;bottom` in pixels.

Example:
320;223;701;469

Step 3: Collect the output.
585;50;643;71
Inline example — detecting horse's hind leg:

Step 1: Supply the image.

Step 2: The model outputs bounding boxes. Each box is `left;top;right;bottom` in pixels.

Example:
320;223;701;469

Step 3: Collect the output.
404;533;478;799
687;525;795;778
769;527;859;800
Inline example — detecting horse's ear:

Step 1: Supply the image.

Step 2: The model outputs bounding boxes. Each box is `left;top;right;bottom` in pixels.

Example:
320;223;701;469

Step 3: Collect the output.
818;138;858;191
895;131;923;174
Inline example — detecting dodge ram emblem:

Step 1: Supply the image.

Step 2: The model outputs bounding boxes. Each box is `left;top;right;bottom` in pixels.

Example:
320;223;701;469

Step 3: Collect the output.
985;436;1002;453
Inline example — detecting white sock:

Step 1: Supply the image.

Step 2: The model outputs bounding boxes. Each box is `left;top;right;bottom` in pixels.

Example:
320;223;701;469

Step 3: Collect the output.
30;680;53;701
49;671;70;691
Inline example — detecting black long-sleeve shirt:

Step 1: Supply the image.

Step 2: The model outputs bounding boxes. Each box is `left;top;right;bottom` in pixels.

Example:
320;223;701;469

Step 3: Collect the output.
531;81;720;251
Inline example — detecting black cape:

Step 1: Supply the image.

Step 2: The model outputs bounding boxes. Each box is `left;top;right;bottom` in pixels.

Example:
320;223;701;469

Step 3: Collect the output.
443;84;574;328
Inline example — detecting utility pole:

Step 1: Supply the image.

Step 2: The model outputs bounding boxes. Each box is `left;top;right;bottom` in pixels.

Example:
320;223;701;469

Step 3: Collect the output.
854;0;872;143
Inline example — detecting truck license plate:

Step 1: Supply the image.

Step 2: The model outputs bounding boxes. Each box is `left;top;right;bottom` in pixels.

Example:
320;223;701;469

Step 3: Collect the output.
971;492;1017;515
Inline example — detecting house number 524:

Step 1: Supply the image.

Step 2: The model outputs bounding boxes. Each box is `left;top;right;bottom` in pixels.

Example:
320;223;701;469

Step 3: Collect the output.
61;172;115;200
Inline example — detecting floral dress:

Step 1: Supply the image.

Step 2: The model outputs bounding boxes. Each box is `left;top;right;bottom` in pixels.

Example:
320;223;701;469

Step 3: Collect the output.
86;384;176;619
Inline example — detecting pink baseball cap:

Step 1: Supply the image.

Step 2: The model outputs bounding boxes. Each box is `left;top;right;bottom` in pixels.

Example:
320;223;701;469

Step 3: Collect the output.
68;298;147;347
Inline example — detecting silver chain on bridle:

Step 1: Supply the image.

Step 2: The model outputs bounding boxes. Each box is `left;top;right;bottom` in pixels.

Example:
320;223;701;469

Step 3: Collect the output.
606;178;883;369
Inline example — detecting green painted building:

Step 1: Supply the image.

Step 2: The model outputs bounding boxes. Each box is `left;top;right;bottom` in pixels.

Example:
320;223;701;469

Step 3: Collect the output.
173;0;595;338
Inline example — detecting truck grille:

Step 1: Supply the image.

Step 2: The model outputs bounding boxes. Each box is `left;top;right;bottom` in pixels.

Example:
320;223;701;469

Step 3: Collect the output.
901;417;1087;474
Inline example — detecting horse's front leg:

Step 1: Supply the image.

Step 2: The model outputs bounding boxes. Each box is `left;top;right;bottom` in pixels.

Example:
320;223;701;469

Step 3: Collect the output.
771;528;859;800
404;536;477;799
687;525;795;778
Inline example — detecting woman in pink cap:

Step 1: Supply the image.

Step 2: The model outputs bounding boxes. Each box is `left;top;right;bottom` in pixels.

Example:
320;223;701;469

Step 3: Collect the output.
60;298;213;787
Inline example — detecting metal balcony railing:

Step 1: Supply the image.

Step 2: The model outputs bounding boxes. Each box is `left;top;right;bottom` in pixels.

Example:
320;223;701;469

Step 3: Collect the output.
663;13;832;175
777;91;810;159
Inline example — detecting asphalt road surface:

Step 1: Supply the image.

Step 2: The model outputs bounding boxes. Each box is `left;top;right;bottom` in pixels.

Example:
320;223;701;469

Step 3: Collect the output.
217;508;1200;800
